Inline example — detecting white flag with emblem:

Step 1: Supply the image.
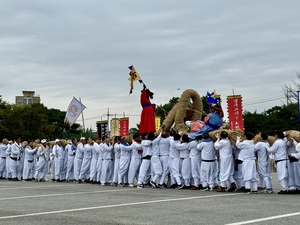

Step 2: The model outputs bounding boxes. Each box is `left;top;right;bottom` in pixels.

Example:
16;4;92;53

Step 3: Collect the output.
64;97;86;127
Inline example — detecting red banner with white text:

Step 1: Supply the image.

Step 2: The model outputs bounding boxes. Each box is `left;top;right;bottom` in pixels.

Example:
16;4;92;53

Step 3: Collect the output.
227;95;244;130
119;117;129;136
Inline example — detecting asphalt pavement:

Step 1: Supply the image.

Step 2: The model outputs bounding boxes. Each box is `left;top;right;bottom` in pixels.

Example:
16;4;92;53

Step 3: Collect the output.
0;175;299;225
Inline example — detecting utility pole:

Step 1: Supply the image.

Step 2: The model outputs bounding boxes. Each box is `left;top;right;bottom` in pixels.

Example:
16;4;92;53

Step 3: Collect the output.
103;108;114;137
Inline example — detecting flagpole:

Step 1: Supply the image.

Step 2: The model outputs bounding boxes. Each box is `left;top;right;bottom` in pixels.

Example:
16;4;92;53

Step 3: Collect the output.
79;97;85;131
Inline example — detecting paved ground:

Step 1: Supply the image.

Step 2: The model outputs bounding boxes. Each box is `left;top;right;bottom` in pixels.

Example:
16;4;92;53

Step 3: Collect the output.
0;176;299;225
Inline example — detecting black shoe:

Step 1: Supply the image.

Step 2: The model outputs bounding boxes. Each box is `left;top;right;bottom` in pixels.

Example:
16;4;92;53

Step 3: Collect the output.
51;179;55;182
78;179;82;184
243;188;251;193
251;190;258;194
12;178;18;181
150;181;156;188
170;184;178;189
287;190;297;194
177;185;185;189
278;190;288;194
239;186;246;192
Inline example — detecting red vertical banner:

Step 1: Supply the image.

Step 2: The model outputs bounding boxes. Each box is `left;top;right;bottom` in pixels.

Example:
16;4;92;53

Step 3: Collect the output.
227;95;244;130
119;117;129;136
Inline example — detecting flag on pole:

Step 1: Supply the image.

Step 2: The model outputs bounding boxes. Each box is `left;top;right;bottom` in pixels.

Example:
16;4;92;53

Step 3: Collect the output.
128;65;143;94
64;97;86;127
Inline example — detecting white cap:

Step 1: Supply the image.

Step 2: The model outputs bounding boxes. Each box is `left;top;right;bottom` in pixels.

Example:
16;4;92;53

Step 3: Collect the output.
80;137;86;140
55;139;60;143
185;121;191;127
41;139;47;143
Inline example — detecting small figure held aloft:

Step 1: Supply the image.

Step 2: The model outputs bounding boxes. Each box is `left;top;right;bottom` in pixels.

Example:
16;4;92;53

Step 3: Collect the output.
188;104;223;139
139;85;156;135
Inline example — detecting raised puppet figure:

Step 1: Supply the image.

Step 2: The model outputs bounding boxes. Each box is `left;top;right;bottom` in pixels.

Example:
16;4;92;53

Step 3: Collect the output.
188;104;223;139
139;85;156;134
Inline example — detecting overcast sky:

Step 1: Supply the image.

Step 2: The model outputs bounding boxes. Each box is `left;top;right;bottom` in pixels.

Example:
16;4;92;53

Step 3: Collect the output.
1;0;300;131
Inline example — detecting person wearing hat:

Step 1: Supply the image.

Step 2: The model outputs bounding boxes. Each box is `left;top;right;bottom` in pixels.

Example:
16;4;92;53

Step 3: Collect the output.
128;134;142;187
197;132;217;191
53;139;63;182
100;136;113;185
35;139;49;182
265;131;288;194
188;104;223;139
23;140;38;181
74;137;86;183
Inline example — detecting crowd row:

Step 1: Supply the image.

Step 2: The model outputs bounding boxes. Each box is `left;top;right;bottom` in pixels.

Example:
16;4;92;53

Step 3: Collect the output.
0;130;300;194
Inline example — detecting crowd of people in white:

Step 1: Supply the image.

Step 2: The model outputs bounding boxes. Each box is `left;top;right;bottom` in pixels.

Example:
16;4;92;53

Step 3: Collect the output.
0;130;299;194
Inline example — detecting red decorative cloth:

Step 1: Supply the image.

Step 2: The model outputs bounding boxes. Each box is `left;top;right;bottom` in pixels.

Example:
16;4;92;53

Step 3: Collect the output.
139;90;156;134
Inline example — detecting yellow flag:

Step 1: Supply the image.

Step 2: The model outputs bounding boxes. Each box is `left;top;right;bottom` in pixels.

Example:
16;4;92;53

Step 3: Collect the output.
128;65;143;94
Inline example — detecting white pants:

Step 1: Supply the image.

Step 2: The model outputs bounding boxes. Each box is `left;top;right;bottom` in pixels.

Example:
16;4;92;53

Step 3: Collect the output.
73;157;83;181
31;160;37;179
89;157;98;181
113;158;120;183
118;156;131;184
79;158;91;179
190;157;201;186
242;160;258;190
276;160;288;191
257;160;272;189
96;157;103;182
10;159;21;178
0;157;6;177
61;159;67;180
171;158;182;185
6;157;11;178
66;157;75;180
220;157;234;188
55;158;63;180
128;158;142;184
23;160;34;180
151;155;162;183
233;162;244;188
51;159;55;179
43;160;49;179
100;159;111;184
159;156;169;185
182;158;192;186
138;158;151;185
201;161;216;189
287;160;300;190
35;158;46;179
168;157;176;185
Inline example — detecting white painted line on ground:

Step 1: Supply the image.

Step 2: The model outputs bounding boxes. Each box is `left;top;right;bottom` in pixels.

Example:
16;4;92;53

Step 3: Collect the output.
0;184;66;190
0;188;135;201
0;193;243;220
225;212;300;225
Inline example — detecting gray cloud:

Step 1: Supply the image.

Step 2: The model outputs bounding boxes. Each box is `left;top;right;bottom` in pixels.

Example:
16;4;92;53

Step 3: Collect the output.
1;0;299;130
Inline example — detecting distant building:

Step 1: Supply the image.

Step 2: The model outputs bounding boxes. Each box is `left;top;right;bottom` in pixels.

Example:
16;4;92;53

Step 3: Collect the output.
15;91;41;106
